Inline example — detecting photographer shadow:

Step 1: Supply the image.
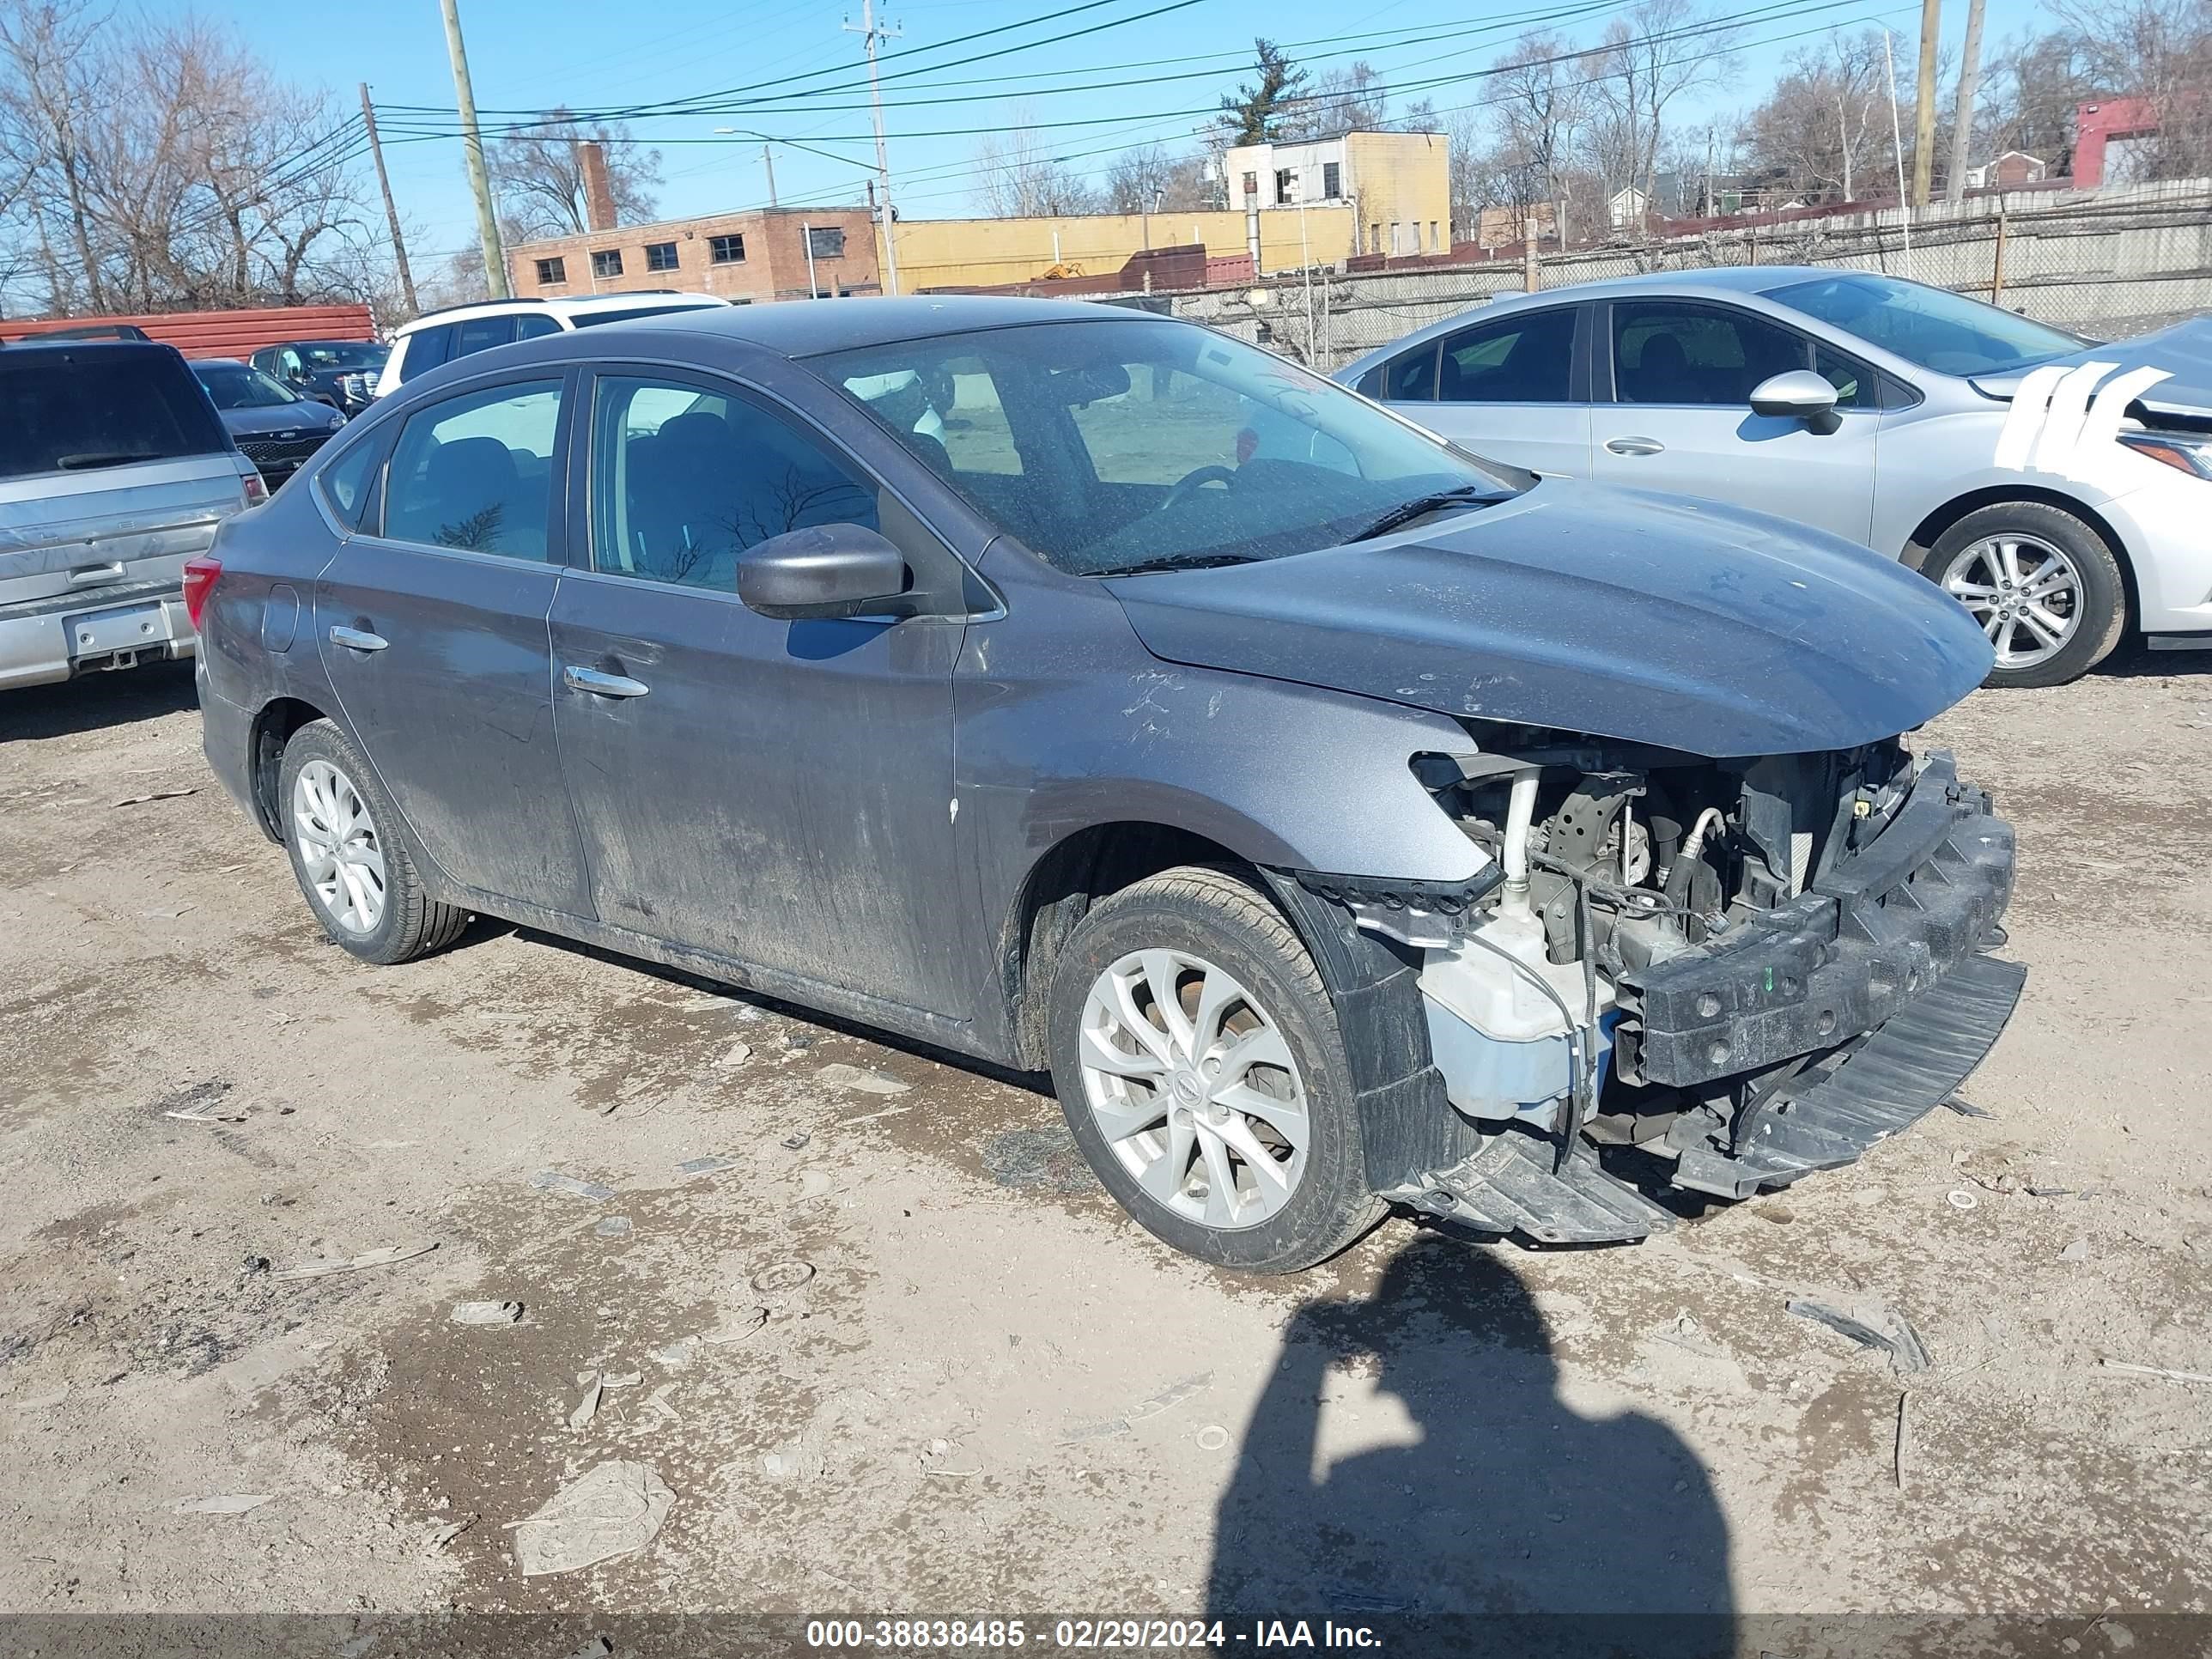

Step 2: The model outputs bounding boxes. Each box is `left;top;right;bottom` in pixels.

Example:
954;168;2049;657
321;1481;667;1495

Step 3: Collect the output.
1206;1237;1733;1656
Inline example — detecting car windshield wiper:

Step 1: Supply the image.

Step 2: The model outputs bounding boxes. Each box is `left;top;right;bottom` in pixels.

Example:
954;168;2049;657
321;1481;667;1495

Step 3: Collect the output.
56;451;152;471
1092;552;1261;577
1345;485;1503;544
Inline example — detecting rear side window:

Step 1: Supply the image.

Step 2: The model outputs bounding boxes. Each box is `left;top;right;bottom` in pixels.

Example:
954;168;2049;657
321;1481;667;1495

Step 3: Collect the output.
1383;345;1438;403
380;380;563;561
397;324;456;383
1438;308;1577;403
453;314;517;358
0;347;228;481
316;434;385;530
514;313;562;341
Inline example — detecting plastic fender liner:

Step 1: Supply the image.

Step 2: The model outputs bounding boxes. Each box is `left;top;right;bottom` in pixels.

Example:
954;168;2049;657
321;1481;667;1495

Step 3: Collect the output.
1258;871;1481;1194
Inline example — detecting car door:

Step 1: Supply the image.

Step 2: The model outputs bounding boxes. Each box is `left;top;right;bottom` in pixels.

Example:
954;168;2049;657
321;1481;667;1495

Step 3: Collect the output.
547;366;970;1018
1361;306;1591;477
313;371;593;915
1589;298;1880;544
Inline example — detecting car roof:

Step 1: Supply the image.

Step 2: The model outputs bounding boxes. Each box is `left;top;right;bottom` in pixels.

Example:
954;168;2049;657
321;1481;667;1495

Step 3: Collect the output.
392;291;727;336
190;357;249;369
628;294;1158;357
1335;264;1844;375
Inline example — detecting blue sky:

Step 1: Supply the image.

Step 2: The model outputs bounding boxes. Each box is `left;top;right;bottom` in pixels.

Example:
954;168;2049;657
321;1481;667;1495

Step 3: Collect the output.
198;0;2039;268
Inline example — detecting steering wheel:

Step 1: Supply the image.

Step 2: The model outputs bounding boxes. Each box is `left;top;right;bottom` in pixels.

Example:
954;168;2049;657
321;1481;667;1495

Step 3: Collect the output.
1160;465;1238;513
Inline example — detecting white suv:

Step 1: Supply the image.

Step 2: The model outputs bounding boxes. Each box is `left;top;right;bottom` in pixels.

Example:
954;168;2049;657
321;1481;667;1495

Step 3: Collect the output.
372;292;727;399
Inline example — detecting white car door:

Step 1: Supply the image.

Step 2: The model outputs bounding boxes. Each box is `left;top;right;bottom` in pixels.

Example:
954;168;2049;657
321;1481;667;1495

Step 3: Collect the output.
1363;305;1592;478
1588;299;1881;545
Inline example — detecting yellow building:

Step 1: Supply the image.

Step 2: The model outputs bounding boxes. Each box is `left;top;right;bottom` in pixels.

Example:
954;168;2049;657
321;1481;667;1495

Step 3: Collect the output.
1222;130;1451;258
884;207;1358;294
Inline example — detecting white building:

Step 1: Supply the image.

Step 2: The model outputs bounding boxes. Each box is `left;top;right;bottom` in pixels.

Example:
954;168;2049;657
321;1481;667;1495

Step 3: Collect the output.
1221;131;1451;258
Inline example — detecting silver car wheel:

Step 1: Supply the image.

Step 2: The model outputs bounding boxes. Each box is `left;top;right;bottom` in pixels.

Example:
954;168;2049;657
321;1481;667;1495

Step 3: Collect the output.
291;758;386;935
1078;948;1310;1231
1941;535;2082;669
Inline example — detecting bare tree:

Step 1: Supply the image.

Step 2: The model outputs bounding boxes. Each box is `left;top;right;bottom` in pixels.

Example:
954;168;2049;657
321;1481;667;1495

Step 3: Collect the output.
1103;143;1211;215
1486;33;1587;215
488;108;661;240
1740;29;1897;201
971;118;1103;216
1277;62;1390;140
2052;0;2212;177
1582;0;1741;230
1;3;383;315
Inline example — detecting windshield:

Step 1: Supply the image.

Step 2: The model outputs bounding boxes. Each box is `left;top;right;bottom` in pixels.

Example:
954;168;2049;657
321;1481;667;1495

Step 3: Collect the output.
195;362;301;410
1765;273;2085;376
294;342;387;371
813;319;1518;576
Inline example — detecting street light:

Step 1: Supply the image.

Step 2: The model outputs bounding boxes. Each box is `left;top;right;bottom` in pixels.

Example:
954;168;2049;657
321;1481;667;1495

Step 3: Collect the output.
714;127;777;206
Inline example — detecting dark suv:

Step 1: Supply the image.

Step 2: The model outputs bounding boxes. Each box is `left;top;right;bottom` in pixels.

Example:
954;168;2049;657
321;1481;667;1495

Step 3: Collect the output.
250;340;389;416
191;298;2023;1272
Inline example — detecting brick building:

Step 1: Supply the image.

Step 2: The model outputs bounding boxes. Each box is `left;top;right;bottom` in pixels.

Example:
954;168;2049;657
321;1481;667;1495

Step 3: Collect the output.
506;205;881;306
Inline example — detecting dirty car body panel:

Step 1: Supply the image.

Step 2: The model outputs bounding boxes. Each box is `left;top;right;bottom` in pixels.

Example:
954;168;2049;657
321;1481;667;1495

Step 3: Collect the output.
197;297;2024;1267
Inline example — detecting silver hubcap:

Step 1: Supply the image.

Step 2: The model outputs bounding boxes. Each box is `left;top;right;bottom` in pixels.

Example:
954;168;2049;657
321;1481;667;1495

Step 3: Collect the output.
1078;949;1310;1231
292;759;386;934
1942;535;2081;668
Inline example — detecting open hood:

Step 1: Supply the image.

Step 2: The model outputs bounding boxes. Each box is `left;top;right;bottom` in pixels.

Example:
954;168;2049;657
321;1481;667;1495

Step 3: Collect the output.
1105;482;1994;758
1972;316;2212;420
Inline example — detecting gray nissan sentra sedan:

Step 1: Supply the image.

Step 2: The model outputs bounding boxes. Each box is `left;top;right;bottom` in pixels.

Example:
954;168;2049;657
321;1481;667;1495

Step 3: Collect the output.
192;296;2023;1272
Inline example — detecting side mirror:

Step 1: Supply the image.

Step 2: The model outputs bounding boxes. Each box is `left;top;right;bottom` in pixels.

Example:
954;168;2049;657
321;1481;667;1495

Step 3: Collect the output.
1749;369;1842;434
737;523;909;620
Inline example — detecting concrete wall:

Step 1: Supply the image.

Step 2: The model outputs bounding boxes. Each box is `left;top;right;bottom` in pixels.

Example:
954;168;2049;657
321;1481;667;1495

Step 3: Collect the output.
887;208;1358;292
507;206;880;305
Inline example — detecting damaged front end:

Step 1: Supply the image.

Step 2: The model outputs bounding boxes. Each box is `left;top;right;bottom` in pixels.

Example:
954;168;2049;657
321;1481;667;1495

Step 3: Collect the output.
1300;727;2022;1244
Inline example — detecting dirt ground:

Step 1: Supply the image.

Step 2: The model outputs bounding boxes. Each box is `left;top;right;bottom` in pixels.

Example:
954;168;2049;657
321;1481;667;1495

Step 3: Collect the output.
2;653;2209;1650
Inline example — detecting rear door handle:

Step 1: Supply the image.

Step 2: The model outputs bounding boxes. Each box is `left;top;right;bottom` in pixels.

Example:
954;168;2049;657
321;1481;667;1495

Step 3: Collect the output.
564;665;650;699
328;624;388;652
1605;436;1667;457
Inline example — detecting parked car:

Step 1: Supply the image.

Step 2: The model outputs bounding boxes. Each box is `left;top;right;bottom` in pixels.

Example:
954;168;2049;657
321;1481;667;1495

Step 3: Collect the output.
1339;269;2212;688
370;292;727;399
191;358;349;488
250;339;390;416
2;339;261;690
195;297;2021;1271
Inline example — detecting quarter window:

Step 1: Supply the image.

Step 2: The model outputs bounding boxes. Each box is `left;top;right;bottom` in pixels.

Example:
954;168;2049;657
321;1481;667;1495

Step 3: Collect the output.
1382;344;1438;403
709;234;745;264
380;380;562;561
587;375;877;591
592;248;623;278
396;323;456;384
1437;307;1577;403
645;241;679;272
1610;302;1810;405
316;434;383;529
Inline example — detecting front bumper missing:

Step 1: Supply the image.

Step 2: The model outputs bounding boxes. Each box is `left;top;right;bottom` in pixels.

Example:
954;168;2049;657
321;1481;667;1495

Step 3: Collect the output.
1619;753;2015;1089
1666;950;2025;1200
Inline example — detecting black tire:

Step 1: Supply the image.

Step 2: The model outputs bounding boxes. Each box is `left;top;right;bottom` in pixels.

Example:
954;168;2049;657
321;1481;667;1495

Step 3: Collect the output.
1046;866;1386;1273
277;720;470;964
1913;501;2128;690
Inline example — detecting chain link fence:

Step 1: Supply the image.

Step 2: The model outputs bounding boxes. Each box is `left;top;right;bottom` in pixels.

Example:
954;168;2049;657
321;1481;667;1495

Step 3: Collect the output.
1159;179;2212;371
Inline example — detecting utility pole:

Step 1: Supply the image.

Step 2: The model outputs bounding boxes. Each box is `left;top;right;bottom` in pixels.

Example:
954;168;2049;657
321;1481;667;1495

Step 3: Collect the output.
845;0;902;295
1885;27;1913;276
1944;0;1986;204
1909;0;1941;207
763;143;778;207
359;83;418;313
438;0;510;299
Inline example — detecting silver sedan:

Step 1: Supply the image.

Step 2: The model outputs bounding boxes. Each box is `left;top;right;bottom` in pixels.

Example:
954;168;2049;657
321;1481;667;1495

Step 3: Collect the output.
1339;268;2212;688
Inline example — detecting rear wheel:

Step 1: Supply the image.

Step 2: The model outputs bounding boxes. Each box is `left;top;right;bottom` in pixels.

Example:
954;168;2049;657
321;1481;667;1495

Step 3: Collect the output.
278;720;469;963
1047;866;1384;1273
1917;501;2127;689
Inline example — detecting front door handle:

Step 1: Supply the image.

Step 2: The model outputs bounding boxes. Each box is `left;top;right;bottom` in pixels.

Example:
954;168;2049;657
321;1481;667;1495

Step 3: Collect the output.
564;665;650;699
328;624;388;652
1605;435;1667;457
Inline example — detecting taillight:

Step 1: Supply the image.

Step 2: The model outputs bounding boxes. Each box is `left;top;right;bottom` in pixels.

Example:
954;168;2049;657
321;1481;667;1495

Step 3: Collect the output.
242;471;268;506
182;556;221;630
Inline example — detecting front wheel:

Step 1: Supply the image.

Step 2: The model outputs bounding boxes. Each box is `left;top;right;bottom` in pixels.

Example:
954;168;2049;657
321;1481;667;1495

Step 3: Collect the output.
1046;866;1385;1273
1915;501;2128;689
